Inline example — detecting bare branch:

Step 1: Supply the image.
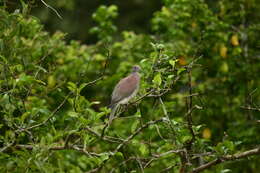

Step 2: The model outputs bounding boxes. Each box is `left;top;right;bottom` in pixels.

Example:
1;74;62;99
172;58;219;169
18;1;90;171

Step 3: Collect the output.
15;144;103;157
190;147;260;173
136;157;145;173
186;69;195;148
152;149;184;158
84;126;125;143
40;0;62;19
240;106;260;112
131;89;155;104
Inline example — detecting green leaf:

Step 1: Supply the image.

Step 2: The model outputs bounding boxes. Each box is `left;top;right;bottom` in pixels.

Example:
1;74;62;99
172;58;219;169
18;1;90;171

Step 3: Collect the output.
90;101;101;106
35;79;46;86
181;135;192;143
153;73;162;86
135;108;141;118
68;111;79;118
79;83;88;92
67;82;77;92
115;152;124;159
16;73;35;85
21;112;30;123
221;169;232;173
177;68;186;75
223;140;235;152
139;143;148;156
100;154;109;161
96;111;107;119
169;59;178;68
131;120;139;133
167;75;174;79
0;55;7;63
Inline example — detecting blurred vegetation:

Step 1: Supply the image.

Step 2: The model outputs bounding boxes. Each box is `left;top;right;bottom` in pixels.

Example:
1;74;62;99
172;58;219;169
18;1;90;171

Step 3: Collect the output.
0;0;260;173
4;0;162;43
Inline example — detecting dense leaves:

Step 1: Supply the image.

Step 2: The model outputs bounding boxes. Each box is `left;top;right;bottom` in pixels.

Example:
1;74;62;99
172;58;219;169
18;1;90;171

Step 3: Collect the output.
0;0;259;172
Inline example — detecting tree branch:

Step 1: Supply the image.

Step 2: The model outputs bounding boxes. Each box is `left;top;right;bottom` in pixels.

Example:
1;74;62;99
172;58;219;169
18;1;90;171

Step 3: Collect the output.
240;106;260;112
40;0;62;19
113;118;164;153
84;126;125;143
186;69;195;148
15;144;103;157
190;147;260;173
86;118;165;173
152;149;184;158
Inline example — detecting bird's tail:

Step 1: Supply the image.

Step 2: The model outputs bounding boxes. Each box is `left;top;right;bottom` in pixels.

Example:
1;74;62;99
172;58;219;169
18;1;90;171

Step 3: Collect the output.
108;103;119;126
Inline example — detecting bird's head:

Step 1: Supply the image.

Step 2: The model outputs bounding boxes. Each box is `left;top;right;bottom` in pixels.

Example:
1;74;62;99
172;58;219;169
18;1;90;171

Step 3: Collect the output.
132;65;141;73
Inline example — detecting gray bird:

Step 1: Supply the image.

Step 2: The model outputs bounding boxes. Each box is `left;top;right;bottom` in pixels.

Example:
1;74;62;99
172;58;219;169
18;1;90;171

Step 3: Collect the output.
109;65;141;125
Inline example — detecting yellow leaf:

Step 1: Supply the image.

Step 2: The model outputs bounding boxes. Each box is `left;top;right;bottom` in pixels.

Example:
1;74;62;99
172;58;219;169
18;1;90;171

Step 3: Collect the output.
220;44;228;58
178;56;187;66
56;58;64;64
220;62;229;73
191;22;197;29
48;75;56;88
31;89;36;94
162;7;171;17
231;34;239;46
202;128;211;139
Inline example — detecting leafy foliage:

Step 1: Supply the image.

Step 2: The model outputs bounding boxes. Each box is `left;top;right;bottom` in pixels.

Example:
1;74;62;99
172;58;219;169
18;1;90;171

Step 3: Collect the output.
0;0;260;172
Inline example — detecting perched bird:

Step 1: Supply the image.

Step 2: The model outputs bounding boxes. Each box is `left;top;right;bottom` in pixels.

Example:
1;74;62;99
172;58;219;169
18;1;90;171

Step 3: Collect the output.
109;65;141;125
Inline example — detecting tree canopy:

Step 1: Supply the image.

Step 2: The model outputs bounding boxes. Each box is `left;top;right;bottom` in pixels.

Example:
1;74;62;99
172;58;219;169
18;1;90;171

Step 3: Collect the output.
0;0;259;172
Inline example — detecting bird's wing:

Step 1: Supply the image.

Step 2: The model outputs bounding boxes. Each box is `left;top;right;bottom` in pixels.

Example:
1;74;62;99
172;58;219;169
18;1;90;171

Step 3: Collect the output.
111;73;140;105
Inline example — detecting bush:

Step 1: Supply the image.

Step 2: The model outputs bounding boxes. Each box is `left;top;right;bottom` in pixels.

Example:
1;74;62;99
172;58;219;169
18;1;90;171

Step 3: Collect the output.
0;0;259;172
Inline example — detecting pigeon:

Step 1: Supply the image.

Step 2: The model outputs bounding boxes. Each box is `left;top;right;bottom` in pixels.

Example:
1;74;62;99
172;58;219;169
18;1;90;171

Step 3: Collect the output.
108;65;141;125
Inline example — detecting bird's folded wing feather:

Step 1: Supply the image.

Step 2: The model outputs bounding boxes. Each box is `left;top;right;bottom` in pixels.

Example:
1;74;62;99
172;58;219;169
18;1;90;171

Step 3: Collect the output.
111;73;140;105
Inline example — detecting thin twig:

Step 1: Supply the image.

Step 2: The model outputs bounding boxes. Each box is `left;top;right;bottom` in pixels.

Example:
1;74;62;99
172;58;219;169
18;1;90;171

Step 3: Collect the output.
159;97;175;136
84;126;124;143
152;149;184;158
160;163;179;173
131;89;155;104
15;144;102;157
114;118;164;153
40;0;62;19
240;106;260;112
143;158;156;168
109;157;136;173
0;141;15;152
136;157;144;173
155;124;167;141
87;118;165;173
186;69;195;149
16;92;73;132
